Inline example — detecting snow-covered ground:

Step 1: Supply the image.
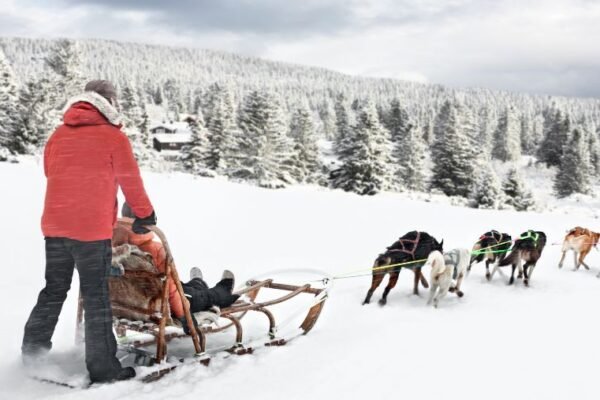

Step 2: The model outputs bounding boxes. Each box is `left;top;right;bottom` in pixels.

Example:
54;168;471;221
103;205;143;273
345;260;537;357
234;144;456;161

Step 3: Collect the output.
1;159;600;400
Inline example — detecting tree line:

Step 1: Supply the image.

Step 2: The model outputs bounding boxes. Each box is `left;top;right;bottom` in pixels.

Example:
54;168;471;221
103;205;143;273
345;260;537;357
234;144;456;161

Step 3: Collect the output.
1;39;598;208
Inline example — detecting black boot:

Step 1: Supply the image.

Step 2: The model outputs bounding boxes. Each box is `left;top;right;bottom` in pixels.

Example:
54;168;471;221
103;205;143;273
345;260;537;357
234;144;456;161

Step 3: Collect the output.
91;366;136;384
116;367;136;381
209;279;240;308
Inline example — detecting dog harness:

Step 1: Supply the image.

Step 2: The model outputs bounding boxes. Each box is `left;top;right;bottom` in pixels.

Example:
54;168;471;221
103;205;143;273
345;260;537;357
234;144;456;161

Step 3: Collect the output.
478;230;503;244
443;249;462;280
386;231;422;259
519;230;539;243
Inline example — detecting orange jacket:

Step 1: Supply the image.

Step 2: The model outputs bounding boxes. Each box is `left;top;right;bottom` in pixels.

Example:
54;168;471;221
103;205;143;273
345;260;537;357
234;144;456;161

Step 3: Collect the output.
113;219;185;318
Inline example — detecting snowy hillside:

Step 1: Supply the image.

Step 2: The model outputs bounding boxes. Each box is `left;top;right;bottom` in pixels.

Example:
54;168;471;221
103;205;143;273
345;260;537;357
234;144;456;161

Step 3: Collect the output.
2;160;600;400
1;36;599;118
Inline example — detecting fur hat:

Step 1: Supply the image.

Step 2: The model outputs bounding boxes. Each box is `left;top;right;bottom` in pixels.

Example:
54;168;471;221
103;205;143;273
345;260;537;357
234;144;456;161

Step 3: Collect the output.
84;80;118;105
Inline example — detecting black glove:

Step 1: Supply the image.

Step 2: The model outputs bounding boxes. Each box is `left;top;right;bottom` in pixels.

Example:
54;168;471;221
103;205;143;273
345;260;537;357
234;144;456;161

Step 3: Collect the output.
178;314;198;336
132;211;157;234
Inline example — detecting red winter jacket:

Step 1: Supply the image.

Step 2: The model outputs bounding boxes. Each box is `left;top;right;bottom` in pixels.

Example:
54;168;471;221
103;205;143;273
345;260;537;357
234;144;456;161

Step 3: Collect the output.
42;96;154;241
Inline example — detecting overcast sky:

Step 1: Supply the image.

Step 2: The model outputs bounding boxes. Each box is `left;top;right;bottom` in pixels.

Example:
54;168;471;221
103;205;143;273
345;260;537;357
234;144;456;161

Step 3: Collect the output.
1;0;599;98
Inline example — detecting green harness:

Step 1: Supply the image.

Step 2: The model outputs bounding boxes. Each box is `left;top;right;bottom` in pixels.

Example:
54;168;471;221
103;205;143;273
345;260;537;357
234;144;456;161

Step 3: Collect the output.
519;230;539;244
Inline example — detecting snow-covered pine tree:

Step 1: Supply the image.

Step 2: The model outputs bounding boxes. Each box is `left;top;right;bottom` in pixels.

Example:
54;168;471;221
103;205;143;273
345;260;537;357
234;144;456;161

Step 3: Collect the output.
45;39;85;107
387;98;411;144
204;85;238;173
163;79;183;120
478;105;496;155
154;85;164;105
589;128;600;176
318;99;336;140
192;94;203;117
520;113;534;155
180;111;212;175
538;109;570;167
531;113;545;151
139;104;151;148
234;90;295;188
394;120;426;191
460;103;482;168
502;167;535;211
121;84;144;131
430;100;475;197
422;115;434;145
333;92;352;157
289;103;322;183
433;100;452;142
492;106;521;162
203;83;229;127
0;48;19;155
120;84;157;165
331;100;393;195
472;163;502;209
553;128;592;198
12;79;51;154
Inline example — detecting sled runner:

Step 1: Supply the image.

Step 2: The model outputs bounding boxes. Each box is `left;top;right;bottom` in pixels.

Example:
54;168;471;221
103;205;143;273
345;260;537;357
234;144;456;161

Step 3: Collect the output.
74;224;331;380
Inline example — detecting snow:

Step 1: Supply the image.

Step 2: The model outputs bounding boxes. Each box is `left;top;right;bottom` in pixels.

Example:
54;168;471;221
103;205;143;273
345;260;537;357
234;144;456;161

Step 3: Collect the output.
1;159;600;400
152;133;192;143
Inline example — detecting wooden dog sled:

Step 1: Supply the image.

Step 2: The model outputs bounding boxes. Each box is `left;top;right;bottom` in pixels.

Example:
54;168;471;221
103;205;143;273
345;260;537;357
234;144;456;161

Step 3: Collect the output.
75;224;331;381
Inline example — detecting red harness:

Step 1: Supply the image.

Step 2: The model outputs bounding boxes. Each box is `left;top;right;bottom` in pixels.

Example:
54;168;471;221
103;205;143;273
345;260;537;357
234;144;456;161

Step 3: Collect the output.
386;231;422;259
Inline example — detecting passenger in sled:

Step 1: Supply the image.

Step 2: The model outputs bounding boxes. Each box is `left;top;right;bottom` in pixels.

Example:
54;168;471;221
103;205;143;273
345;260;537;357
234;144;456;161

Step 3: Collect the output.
113;203;240;334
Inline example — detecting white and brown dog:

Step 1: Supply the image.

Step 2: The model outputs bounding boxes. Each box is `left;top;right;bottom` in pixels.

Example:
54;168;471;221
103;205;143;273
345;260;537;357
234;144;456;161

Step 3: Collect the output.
426;249;470;308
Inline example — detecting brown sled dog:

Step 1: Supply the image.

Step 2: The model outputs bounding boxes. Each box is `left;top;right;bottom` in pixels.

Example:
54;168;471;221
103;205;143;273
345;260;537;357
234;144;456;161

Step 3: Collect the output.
558;227;600;272
497;230;546;286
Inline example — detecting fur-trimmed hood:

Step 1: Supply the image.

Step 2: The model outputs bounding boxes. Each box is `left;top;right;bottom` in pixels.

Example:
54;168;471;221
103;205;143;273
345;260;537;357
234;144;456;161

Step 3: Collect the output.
62;91;122;126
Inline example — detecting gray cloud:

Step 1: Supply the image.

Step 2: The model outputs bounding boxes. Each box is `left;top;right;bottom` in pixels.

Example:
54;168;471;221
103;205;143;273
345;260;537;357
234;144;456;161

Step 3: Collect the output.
50;0;360;37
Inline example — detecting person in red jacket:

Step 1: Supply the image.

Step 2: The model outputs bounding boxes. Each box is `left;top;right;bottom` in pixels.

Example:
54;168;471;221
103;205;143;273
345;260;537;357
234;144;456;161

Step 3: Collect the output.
22;80;155;383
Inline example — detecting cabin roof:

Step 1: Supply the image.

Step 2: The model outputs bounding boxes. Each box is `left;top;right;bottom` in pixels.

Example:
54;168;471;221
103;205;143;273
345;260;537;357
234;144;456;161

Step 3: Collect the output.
150;121;192;134
153;133;192;143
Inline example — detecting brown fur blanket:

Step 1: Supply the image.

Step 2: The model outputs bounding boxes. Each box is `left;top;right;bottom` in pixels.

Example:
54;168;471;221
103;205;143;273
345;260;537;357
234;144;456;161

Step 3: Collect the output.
109;244;168;322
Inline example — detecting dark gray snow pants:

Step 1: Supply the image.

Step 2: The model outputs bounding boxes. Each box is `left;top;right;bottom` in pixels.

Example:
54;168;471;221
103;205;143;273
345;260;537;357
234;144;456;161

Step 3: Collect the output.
22;237;123;382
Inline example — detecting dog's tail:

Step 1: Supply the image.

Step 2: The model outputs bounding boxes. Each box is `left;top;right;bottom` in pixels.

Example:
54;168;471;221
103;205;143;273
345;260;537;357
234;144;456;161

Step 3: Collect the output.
498;245;521;267
431;262;449;283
